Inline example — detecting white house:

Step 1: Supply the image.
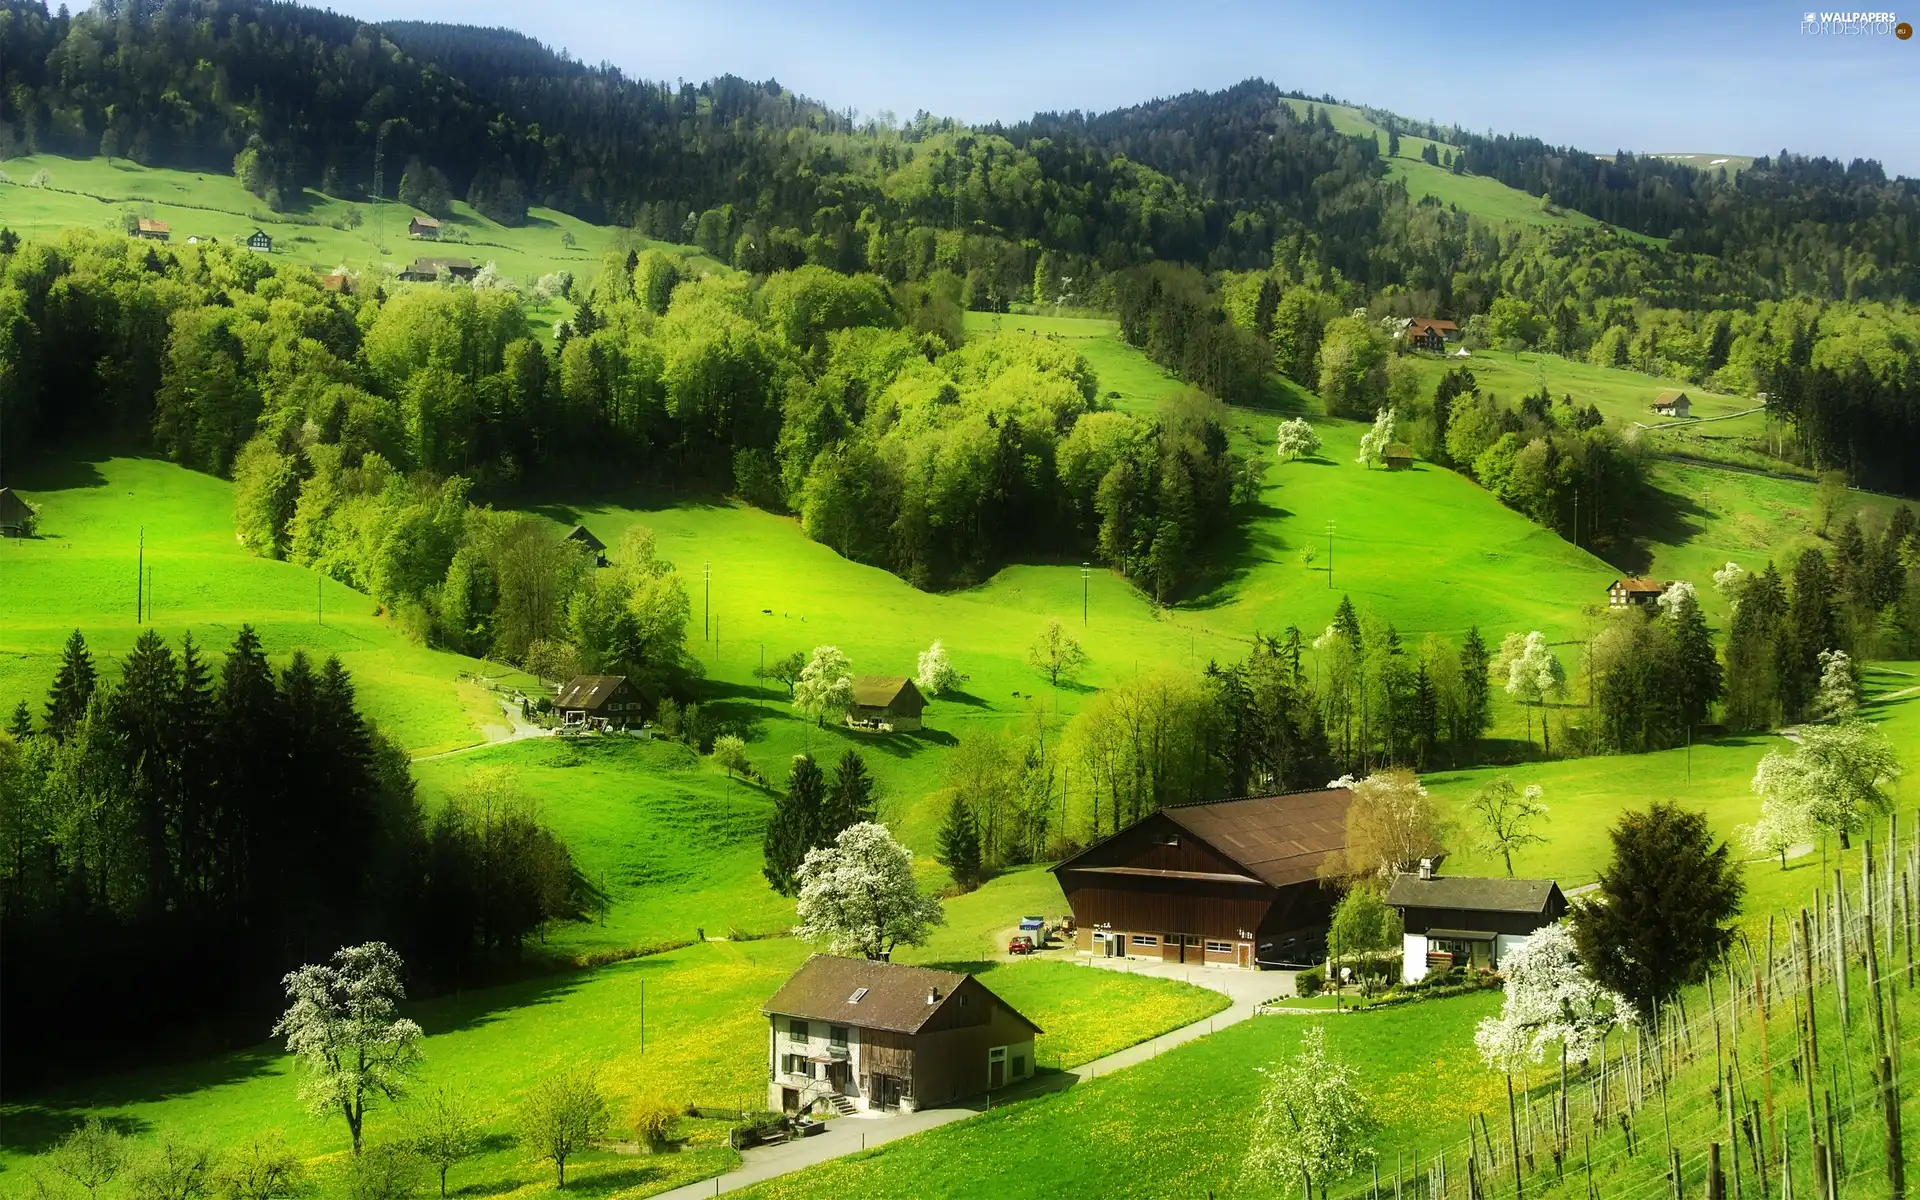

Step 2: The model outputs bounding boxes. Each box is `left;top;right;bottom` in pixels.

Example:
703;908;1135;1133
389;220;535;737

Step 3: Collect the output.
1385;864;1568;984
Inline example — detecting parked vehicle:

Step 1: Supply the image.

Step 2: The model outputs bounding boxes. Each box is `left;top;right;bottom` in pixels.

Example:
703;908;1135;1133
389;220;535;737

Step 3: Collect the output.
1007;934;1036;955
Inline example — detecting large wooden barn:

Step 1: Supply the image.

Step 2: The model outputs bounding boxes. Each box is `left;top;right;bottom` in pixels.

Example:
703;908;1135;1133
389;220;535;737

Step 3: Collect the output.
1052;789;1352;970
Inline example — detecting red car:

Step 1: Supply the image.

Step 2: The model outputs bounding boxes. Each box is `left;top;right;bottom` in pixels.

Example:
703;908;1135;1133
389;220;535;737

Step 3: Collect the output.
1007;934;1036;955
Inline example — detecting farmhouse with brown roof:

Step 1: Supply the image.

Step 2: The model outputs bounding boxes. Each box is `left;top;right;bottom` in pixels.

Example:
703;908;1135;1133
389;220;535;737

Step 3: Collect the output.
1607;576;1667;609
135;218;171;241
408;215;441;239
1405;318;1458;353
763;955;1041;1115
554;674;644;729
1651;389;1692;418
1053;788;1353;969
847;675;926;732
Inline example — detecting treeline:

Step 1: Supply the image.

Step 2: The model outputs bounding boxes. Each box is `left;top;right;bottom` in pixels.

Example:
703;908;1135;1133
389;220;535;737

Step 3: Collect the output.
0;629;595;1087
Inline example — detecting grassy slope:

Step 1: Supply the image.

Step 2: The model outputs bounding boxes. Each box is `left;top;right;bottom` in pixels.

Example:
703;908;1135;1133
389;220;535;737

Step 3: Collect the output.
0;455;498;754
0;154;726;290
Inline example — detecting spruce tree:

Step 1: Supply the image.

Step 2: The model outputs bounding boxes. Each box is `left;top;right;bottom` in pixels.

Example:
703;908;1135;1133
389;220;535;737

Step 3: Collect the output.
1571;802;1743;1020
1332;595;1362;648
113;629;180;914
935;795;983;891
1410;663;1439;768
1456;626;1492;756
7;699;32;739
1663;588;1723;729
763;754;825;896
45;628;98;739
1784;549;1838;718
215;625;282;916
173;633;217;903
821;749;876;838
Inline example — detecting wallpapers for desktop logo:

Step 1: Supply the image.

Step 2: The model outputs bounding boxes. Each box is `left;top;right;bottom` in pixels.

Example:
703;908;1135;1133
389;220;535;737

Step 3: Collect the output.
1799;9;1909;34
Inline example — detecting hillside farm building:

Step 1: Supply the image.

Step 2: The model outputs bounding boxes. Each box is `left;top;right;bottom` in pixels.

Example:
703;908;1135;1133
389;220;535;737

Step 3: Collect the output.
409;215;441;239
1651;390;1692;418
0;488;37;536
246;229;273;252
848;676;927;732
1053;789;1352;969
554;674;644;729
1607;576;1667;609
1405;318;1458;352
1384;442;1415;470
398;257;477;283
1387;865;1567;983
565;524;608;566
763;956;1041;1115
135;218;170;241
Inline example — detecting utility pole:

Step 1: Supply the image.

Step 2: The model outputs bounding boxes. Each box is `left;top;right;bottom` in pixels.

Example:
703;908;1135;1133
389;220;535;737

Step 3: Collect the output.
704;561;711;641
1572;489;1579;549
137;527;144;622
318;575;324;625
1081;562;1090;625
1326;519;1335;590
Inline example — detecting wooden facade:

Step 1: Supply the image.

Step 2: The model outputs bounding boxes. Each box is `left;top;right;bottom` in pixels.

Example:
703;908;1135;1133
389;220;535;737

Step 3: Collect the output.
1054;790;1350;969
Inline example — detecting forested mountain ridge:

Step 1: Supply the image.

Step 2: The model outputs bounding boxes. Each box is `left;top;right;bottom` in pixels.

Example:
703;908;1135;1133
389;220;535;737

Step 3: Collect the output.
4;0;1918;305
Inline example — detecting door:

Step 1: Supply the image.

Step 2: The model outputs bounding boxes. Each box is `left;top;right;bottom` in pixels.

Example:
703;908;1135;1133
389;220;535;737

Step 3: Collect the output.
781;1087;798;1113
1238;943;1250;969
989;1058;1005;1088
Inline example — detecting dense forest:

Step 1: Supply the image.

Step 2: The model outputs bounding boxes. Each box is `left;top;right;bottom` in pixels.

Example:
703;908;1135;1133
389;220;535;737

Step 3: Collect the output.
0;628;599;1086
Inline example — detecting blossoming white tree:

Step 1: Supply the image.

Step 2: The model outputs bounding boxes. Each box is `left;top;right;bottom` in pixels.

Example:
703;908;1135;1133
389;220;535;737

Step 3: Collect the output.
794;822;946;960
1243;1026;1378;1198
1751;717;1902;848
1711;561;1747;608
273;942;425;1155
1813;648;1860;719
916;639;961;696
1496;631;1566;748
1355;407;1397;468
1276;418;1322;462
792;645;855;726
1474;923;1631;1072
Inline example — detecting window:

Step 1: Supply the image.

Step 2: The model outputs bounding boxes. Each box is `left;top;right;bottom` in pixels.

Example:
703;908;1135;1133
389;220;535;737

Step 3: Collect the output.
830;1025;849;1048
959;994;969;1008
1131;934;1158;948
988;1046;1007;1063
788;1019;809;1041
848;987;869;1004
1205;940;1233;953
1013;1054;1027;1077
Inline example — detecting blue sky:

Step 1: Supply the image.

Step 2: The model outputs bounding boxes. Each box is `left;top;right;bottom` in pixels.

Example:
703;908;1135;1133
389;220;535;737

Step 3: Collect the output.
331;0;1920;174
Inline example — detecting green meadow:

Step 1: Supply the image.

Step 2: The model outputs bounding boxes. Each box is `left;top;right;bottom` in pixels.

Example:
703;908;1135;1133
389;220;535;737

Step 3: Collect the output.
0;154;725;293
4;295;1916;1200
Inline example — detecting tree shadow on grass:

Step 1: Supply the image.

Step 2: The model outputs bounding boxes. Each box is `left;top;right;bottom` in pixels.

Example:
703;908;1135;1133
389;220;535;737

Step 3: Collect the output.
1613;478;1708;576
1182;499;1294;612
1;1102;163;1158
938;688;993;709
9;452;114;493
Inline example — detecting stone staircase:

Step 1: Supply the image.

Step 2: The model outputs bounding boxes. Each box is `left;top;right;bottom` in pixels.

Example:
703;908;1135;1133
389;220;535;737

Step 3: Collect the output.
828;1095;858;1118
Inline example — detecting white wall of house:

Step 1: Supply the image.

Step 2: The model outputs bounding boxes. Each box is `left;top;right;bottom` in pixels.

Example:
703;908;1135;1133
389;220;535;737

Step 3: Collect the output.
1494;933;1534;969
766;1014;865;1113
1402;933;1431;983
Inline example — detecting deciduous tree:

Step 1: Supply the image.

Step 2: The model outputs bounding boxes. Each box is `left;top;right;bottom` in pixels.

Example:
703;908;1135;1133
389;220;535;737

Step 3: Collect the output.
792;645;855;726
1474;923;1630;1070
793;822;945;959
273;942;425;1155
1243;1026;1379;1199
515;1067;608;1188
916;639;961;695
1275;418;1321;462
1027;618;1088;687
1469;776;1548;876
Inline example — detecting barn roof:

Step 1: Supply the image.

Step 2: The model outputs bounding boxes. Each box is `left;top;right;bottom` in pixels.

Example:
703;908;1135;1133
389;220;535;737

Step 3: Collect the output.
1384;442;1415;458
762;955;1041;1036
0;487;34;526
851;675;922;710
137;218;170;234
1610;576;1665;594
1385;874;1565;915
565;524;606;552
1653;389;1689;405
411;215;441;228
1073;789;1354;889
555;674;630;711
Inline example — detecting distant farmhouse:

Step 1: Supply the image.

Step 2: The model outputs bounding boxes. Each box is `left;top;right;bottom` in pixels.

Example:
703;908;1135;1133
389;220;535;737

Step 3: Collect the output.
564;524;608;567
1651;389;1692;419
1387;862;1567;983
398;257;476;283
848;676;926;732
1607;576;1667;609
1383;442;1415;471
1405;318;1459;353
246;229;273;253
135;218;171;242
1053;788;1352;969
0;487;37;537
554;674;644;729
762;955;1041;1115
408;215;441;239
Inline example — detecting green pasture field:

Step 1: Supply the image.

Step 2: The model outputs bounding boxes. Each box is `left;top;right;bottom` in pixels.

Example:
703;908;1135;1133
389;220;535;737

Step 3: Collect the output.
0;455;502;755
0;154;724;292
736;990;1509;1200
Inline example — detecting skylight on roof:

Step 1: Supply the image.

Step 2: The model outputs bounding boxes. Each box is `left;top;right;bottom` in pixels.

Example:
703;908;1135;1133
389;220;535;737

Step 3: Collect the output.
848;987;868;1003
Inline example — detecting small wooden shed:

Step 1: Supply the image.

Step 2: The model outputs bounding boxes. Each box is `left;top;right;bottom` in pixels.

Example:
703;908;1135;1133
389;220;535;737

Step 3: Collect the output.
1383;443;1416;470
409;215;441;239
0;487;37;536
848;676;927;732
1651;389;1692;419
565;524;608;567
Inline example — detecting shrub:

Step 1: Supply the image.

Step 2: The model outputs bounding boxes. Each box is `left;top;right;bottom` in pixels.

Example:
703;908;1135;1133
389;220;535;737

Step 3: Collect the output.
629;1101;679;1153
1294;967;1324;997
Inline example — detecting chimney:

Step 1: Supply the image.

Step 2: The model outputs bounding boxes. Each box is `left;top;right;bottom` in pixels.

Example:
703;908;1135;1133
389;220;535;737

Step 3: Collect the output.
1418;858;1435;880
926;987;940;1006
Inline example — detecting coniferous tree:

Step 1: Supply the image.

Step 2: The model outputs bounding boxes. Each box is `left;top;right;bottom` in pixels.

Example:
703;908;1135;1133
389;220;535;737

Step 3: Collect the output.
1409;664;1439;769
1457;626;1492;757
821;749;877;838
112;629;180;915
172;633;217;906
45;629;98;739
1724;563;1789;731
935;795;984;891
762;754;826;896
1784;549;1839;718
1571;802;1743;1020
1664;587;1723;729
7;699;32;739
214;625;282;918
